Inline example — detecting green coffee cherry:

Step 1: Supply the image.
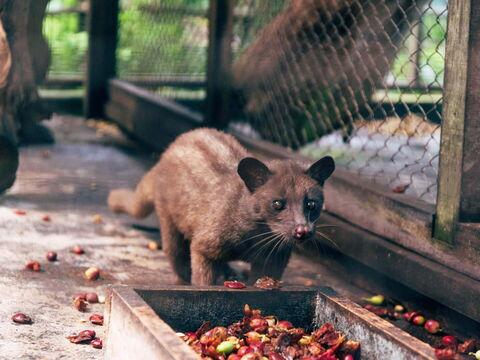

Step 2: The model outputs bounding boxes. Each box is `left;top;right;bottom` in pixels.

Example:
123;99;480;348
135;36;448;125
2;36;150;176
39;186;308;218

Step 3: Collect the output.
363;295;385;306
469;350;480;360
216;340;235;355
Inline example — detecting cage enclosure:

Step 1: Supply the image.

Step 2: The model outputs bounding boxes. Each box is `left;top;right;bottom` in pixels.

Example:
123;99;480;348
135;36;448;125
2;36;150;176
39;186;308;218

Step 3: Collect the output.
89;0;480;327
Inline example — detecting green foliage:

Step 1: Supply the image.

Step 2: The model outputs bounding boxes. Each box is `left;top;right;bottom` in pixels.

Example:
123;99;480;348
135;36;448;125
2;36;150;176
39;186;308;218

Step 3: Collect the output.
391;11;446;85
43;0;447;98
44;0;87;74
117;0;209;77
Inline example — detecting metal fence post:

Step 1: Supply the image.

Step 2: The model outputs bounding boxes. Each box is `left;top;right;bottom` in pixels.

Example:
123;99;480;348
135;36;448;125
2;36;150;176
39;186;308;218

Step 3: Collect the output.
85;0;119;118
205;0;234;129
435;0;480;243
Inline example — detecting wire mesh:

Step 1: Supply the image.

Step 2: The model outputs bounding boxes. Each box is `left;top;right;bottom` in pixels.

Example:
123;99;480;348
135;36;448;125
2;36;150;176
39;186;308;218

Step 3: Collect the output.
231;0;446;204
43;0;88;77
42;0;446;203
117;0;209;104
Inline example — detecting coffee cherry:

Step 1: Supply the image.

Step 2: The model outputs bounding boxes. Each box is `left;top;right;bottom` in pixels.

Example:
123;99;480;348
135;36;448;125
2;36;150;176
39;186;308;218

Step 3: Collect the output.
46;251;57;262
12;312;32;324
216;340;235;355
25;261;41;272
147;241;158;251
363;295;385;306
224;280;247;289
72;245;84;255
91;338;103;349
412;315;426;326
84;267;100;281
424;319;441;334
85;292;99;303
442;335;457;347
277;320;293;329
73;296;88;312
89;314;104;326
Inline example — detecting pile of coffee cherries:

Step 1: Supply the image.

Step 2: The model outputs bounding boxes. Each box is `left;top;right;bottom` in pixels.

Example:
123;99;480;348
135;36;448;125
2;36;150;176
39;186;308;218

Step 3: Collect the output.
361;295;478;360
181;304;360;360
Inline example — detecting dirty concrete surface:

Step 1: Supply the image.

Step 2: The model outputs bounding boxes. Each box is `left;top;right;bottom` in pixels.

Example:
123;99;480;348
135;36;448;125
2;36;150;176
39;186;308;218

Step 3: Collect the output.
0;116;367;359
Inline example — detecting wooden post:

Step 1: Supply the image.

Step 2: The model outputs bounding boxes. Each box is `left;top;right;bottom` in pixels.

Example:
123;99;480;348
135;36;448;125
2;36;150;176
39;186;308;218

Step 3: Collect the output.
85;0;119;118
435;0;480;243
406;22;423;86
205;0;234;128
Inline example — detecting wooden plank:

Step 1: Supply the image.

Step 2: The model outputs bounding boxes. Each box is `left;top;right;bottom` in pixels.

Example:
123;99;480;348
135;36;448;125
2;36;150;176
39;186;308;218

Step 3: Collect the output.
295;239;480;341
105;102;135;132
459;1;480;222
137;3;254;20
363;101;442;125
435;0;480;242
316;212;480;323
85;0;119;118
405;22;422;87
233;132;480;281
456;223;480;251
46;74;205;89
205;0;234;128
39;88;83;115
45;75;83;88
137;3;207;18
105;79;202;150
123;75;205;89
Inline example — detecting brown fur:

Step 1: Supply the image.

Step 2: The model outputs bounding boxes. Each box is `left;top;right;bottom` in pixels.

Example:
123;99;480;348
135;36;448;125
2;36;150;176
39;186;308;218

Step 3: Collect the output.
108;128;334;285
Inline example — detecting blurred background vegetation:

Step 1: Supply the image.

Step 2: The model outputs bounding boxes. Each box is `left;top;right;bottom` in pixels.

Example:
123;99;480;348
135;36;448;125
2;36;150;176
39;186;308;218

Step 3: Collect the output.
43;0;446;84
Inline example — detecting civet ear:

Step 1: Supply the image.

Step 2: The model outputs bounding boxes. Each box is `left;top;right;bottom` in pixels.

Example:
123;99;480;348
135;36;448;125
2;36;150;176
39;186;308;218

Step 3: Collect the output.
237;157;272;193
306;156;335;186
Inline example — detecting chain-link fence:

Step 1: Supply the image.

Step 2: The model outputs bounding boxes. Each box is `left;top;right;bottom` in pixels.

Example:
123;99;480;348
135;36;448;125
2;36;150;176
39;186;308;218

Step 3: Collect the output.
43;0;446;204
117;0;209;108
231;0;446;204
43;0;88;77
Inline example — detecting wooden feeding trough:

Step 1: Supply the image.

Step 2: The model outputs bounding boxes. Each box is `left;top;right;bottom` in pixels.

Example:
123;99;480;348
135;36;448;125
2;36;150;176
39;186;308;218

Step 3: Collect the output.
105;285;436;359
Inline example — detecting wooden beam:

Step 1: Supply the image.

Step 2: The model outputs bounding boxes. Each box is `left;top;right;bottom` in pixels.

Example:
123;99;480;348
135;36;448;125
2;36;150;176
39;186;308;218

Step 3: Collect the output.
234;132;480;282
435;0;480;243
105;80;202;150
205;0;234;128
235;134;480;323
316;212;480;323
458;2;480;223
405;22;423;87
85;0;119;118
46;6;86;16
46;74;206;89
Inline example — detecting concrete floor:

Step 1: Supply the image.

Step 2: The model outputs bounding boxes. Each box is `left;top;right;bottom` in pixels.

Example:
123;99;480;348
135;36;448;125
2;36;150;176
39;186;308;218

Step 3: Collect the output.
0;116;368;359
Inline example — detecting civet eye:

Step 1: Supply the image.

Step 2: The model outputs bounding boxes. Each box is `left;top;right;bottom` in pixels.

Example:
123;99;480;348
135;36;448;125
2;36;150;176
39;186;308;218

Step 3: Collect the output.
306;200;316;210
272;200;285;211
